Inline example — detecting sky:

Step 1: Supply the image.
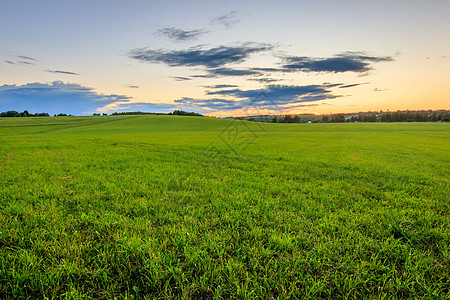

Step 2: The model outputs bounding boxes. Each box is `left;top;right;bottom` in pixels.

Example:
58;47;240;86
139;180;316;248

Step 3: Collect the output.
1;0;449;116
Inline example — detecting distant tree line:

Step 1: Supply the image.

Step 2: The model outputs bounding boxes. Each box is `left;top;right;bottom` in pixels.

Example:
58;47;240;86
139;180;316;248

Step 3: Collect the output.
0;110;50;117
265;110;449;123
344;110;449;123
378;110;449;122
111;110;202;116
168;110;203;116
1;109;205;117
110;110;203;117
54;113;74;117
111;111;166;116
0;111;79;117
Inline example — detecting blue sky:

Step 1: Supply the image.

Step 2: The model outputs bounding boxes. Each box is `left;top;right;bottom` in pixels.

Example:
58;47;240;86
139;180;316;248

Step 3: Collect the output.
1;0;449;116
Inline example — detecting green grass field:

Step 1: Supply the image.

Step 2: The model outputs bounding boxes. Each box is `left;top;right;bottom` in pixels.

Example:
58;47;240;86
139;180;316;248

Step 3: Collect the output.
0;115;449;299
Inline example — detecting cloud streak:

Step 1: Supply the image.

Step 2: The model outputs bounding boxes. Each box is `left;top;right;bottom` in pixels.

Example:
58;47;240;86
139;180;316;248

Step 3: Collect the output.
282;52;393;73
247;77;281;83
206;84;341;105
211;11;240;28
4;55;38;66
203;84;239;89
339;82;368;88
46;70;80;75
373;88;387;92
154;27;208;41
17;55;38;61
129;43;273;68
5;60;34;66
206;67;261;77
171;76;192;81
100;101;176;114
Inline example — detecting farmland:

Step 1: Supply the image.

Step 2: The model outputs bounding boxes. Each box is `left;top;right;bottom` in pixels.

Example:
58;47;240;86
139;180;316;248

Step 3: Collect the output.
0;115;449;299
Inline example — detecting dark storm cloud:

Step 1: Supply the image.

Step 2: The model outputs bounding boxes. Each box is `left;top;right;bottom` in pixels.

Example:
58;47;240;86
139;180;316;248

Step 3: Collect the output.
128;43;273;68
45;70;80;75
154;27;208;41
211;11;240;28
0;81;131;115
282;52;393;73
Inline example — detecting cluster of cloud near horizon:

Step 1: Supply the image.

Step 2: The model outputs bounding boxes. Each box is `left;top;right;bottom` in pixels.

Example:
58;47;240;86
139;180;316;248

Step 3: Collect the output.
0;82;131;116
121;41;393;115
4;55;81;76
4;55;37;66
2;21;393;116
0;80;349;116
129;43;392;79
174;84;340;111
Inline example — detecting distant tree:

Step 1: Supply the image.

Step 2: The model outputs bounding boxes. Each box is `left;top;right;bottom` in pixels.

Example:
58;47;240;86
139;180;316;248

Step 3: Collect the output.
431;112;438;122
271;116;277;123
332;114;346;123
365;113;377;122
350;116;359;122
385;113;392;122
112;111;167;116
282;115;293;123
171;110;203;116
5;111;19;117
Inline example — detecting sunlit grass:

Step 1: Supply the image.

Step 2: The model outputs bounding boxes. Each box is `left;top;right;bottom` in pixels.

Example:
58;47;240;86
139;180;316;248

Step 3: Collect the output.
0;116;449;298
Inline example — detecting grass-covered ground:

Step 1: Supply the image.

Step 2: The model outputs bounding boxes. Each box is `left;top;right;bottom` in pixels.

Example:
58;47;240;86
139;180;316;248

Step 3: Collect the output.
0;115;449;299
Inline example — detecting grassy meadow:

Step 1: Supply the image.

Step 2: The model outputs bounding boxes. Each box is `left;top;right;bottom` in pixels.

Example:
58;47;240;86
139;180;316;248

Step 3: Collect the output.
0;115;449;299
